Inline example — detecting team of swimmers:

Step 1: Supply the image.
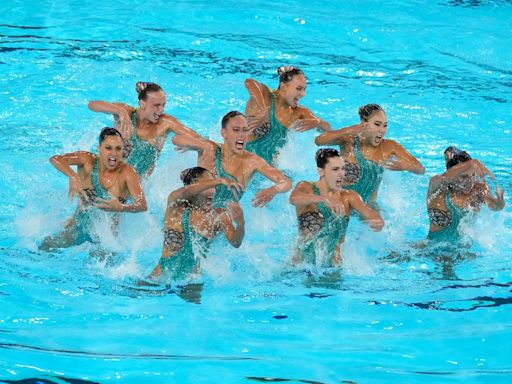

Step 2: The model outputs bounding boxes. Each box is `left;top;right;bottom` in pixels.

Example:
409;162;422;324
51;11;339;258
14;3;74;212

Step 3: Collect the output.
42;66;506;282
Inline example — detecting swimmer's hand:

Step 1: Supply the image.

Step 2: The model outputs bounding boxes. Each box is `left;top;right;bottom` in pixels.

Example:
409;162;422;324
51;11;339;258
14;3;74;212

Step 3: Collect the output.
94;197;123;212
252;187;277;207
68;174;86;202
473;160;495;181
367;217;385;231
492;185;505;210
323;195;345;216
289;118;321;132
221;178;245;201
227;202;245;226
379;157;405;171
246;110;268;133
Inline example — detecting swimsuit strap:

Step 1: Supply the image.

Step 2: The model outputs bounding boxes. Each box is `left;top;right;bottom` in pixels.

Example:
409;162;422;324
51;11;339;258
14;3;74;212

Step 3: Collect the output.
244;91;289;164
346;136;384;203
212;145;242;208
90;158;111;201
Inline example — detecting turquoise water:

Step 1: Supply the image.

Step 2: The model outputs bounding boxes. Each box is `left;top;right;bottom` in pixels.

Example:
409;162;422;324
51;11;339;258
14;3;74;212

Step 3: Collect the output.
1;1;512;383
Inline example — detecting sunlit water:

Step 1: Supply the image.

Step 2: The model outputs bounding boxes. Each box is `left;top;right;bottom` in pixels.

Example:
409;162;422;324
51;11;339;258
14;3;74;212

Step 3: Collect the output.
1;1;512;383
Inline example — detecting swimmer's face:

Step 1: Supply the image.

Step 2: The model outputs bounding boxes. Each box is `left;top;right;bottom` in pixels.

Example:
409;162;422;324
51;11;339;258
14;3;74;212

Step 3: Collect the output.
319;156;345;191
221;115;251;154
281;74;307;108
140;90;166;123
98;135;124;170
361;110;387;146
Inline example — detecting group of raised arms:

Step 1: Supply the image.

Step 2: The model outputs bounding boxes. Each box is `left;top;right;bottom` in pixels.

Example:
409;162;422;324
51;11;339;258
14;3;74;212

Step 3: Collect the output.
41;65;506;283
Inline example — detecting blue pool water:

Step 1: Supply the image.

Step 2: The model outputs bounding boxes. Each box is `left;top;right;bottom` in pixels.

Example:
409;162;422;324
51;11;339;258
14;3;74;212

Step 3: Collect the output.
1;1;512;383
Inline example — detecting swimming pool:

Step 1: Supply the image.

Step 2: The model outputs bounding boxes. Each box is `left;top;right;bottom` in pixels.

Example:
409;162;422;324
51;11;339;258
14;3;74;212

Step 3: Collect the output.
1;0;511;383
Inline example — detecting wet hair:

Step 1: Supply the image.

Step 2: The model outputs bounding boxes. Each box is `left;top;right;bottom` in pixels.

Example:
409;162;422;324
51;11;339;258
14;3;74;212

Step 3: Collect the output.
99;127;123;144
316;148;340;169
180;166;209;186
445;147;472;169
221;110;244;129
277;66;304;84
135;82;163;101
358;104;385;122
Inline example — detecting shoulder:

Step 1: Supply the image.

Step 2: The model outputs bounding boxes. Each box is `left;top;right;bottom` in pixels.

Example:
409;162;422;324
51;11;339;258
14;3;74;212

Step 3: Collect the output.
119;162;140;180
293;105;313;117
293;180;314;192
342;189;361;202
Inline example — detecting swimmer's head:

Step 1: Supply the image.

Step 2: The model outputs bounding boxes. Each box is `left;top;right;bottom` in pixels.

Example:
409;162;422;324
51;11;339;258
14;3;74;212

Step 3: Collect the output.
277;66;306;108
359;104;387;146
221;110;244;129
135;82;163;101
278;66;304;84
316;148;345;191
221;111;250;154
136;82;166;123
99;127;123;144
316;148;340;168
358;104;385;122
98;127;124;170
180;166;209;186
445;147;471;169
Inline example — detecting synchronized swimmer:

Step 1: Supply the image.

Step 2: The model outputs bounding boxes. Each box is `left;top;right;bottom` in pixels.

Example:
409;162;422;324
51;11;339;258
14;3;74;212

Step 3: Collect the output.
42;67;506;282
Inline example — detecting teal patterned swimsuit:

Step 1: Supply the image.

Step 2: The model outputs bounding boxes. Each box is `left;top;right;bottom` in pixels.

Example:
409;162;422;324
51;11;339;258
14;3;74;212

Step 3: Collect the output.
73;159;112;244
427;191;469;243
160;207;210;281
125;109;160;177
245;91;288;165
344;136;384;203
212;145;244;208
298;183;349;267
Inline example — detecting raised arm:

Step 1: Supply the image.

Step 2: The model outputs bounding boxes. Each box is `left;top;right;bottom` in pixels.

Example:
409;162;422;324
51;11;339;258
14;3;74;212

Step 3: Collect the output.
428;159;493;196
244;78;271;131
50;151;94;202
168;178;244;205
244;78;270;109
88;101;133;137
382;141;425;175
252;158;292;207
347;191;384;231
314;124;360;146
484;184;505;211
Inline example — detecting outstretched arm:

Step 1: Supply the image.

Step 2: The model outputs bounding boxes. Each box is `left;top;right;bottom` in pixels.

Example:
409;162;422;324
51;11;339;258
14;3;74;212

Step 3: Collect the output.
347;191;384;231
252;159;292;207
381;141;425;174
314;124;360;145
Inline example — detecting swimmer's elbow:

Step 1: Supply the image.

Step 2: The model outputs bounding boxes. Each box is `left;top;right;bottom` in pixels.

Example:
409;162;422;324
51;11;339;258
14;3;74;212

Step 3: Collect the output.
415;164;426;175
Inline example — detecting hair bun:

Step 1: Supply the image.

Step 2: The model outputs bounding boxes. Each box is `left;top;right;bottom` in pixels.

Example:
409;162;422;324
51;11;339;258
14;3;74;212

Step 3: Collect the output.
135;82;148;94
277;66;295;76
